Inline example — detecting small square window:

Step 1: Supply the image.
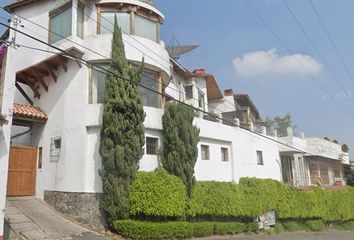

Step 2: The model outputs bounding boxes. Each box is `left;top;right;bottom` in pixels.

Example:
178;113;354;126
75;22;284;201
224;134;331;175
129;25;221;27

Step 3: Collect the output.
257;150;263;165
50;137;61;162
201;145;210;160
185;85;193;99
221;148;229;162
146;137;158;155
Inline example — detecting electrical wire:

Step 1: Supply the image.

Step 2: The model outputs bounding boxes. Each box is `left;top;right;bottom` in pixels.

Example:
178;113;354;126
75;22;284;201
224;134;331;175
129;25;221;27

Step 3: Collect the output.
242;0;354;120
2;7;237;117
283;0;349;93
0;21;319;155
309;0;354;85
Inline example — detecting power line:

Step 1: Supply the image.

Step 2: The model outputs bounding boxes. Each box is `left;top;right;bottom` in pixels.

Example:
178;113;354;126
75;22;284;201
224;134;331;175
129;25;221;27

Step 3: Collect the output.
0;21;318;155
242;0;354;120
3;8;236;117
309;0;354;85
283;0;349;94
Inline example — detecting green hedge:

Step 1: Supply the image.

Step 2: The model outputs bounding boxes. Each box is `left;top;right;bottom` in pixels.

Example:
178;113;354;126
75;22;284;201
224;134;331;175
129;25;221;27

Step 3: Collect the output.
188;178;354;222
129;168;186;218
113;220;257;240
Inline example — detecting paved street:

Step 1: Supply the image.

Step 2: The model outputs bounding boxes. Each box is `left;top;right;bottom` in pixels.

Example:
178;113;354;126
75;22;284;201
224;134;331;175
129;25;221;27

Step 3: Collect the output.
4;197;110;240
194;231;354;240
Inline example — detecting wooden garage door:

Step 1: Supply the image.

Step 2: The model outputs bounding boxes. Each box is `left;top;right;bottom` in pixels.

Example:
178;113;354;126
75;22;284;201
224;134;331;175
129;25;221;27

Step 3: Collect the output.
7;146;37;196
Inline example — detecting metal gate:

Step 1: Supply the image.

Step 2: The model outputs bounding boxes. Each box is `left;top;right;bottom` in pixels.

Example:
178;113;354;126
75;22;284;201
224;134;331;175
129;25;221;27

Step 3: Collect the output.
7;146;38;196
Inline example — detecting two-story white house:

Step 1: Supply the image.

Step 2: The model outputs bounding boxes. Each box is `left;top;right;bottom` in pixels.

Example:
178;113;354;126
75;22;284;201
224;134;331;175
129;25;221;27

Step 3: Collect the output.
0;0;349;232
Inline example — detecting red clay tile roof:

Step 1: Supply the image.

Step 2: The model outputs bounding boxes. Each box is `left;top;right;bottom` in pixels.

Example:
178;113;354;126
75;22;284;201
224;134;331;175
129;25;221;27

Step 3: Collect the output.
13;103;47;121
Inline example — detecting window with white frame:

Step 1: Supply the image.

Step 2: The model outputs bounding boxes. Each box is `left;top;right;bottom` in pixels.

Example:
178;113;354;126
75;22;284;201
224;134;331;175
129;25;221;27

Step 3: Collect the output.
90;64;161;107
49;3;72;44
257;150;263;165
221;147;229;162
100;12;130;34
98;8;160;42
50;137;61;162
135;15;157;42
90;63;109;104
198;90;205;110
201;145;210;160
77;2;85;38
138;71;161;108
146;137;158;155
185;85;193;99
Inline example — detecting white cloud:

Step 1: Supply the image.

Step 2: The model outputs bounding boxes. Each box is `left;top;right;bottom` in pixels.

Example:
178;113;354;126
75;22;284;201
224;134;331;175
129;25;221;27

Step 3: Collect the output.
233;48;322;77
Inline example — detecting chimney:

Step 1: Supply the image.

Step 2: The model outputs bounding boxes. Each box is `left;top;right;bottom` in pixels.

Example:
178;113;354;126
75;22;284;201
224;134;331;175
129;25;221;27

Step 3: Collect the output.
193;69;205;75
224;89;234;96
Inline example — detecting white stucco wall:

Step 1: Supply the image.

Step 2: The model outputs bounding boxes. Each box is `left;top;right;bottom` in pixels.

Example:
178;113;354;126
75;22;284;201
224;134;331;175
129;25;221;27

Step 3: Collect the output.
0;29;17;238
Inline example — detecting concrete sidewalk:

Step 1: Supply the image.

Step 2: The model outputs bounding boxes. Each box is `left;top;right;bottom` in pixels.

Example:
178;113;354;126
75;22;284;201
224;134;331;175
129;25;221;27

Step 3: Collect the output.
4;197;109;240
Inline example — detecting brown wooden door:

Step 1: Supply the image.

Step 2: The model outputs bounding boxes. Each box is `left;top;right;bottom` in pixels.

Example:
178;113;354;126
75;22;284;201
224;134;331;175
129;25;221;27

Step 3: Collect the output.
7;146;37;196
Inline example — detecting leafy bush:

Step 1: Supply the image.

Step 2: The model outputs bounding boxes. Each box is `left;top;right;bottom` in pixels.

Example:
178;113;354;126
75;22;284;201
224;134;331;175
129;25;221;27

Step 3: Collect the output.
129;168;186;218
113;220;193;240
187;181;244;218
213;222;246;235
188;178;354;223
113;220;256;240
335;220;354;231
190;222;214;237
305;220;326;232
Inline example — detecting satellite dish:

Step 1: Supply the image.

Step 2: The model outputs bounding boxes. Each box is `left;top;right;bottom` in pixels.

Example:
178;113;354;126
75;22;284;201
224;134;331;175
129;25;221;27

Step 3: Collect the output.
167;35;198;60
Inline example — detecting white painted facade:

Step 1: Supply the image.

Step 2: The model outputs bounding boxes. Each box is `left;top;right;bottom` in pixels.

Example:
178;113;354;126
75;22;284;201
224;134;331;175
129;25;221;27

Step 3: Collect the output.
0;2;351;233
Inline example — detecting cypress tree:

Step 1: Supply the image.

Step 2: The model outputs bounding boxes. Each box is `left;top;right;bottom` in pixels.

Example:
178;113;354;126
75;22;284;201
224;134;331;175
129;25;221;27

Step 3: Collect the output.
99;17;145;221
161;102;200;197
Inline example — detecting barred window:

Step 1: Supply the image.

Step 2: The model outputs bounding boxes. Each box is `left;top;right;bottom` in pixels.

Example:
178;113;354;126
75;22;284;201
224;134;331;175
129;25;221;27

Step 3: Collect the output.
146;137;158;155
221;148;229;162
257;150;263;165
201;145;210;160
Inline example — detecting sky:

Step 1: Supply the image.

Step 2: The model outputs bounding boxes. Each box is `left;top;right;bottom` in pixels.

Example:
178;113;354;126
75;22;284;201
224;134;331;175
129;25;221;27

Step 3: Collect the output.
1;0;354;157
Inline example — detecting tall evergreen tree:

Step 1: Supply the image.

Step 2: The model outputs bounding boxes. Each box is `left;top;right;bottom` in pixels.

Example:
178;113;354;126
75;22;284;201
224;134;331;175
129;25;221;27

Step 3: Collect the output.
99;17;145;221
161;102;199;197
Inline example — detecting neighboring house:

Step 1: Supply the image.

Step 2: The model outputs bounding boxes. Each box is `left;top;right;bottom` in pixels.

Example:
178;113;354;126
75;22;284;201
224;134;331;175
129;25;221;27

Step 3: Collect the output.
208;89;261;129
0;0;350;231
278;129;349;188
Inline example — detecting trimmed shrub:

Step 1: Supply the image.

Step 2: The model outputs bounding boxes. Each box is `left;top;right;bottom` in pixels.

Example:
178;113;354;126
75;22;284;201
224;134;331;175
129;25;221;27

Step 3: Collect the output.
305;220;326;232
187;181;244;218
129;168;186;218
190;222;214;237
113;221;255;240
213;222;246;235
335;220;354;231
113;220;193;240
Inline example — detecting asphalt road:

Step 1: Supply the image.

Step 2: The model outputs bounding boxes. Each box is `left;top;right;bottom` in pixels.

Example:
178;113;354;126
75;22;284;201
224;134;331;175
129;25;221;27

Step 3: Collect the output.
194;231;354;240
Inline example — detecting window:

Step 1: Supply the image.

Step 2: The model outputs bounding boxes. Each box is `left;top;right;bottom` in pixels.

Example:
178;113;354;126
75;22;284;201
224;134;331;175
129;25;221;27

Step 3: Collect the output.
38;147;43;169
135;15;158;42
138;71;161;108
198;91;205;110
77;2;85;38
50;137;61;162
90;63;109;104
49;3;72;44
146;137;158;155
201;145;210;160
185;85;193;99
221;148;229;162
257;150;263;165
100;12;130;34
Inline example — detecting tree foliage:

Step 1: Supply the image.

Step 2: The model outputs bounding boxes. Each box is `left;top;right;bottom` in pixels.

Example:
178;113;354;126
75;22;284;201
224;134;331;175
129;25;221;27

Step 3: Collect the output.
264;113;295;136
99;17;145;221
160;102;200;197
